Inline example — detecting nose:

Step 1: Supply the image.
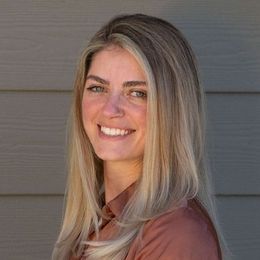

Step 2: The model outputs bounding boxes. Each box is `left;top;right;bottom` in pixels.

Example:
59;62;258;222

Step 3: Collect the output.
102;93;124;118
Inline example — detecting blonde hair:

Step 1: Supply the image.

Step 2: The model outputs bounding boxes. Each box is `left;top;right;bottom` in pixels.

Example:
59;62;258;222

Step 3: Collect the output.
53;14;228;259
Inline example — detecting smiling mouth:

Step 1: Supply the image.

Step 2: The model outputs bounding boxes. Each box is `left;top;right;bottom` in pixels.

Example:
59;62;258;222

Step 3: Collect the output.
99;125;135;137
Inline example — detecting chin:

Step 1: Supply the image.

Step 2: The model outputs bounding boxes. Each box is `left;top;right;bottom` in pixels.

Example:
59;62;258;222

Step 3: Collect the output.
95;153;127;162
93;148;134;162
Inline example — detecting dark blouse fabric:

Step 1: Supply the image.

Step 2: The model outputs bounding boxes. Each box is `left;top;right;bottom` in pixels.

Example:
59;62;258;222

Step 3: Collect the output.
70;183;222;259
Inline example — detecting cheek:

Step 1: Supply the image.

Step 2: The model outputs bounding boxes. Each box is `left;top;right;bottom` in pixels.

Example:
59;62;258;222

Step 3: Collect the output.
81;98;96;134
137;106;147;131
82;96;96;119
81;98;88;119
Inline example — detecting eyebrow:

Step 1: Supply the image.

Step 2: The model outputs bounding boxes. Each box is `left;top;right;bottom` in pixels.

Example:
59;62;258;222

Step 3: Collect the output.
86;74;147;88
86;75;109;85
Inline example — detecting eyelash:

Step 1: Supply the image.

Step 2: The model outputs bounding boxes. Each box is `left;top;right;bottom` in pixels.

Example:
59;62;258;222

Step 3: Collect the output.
86;85;147;99
86;86;105;93
130;90;147;98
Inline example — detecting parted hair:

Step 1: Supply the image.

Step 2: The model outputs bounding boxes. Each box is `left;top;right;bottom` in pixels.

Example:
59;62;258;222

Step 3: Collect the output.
52;13;227;259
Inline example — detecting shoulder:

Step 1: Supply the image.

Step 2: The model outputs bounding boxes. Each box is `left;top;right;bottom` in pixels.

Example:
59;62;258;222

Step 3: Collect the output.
129;198;221;260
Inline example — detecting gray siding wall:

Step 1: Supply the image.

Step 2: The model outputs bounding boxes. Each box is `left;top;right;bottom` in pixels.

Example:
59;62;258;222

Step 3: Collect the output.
0;1;259;259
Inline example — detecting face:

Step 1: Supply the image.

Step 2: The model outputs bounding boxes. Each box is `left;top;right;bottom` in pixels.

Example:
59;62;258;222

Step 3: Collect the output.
82;45;147;164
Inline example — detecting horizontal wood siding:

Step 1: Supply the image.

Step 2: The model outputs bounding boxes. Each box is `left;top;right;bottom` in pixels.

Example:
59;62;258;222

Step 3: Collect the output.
1;92;259;195
0;196;259;260
0;196;63;260
216;196;260;260
0;0;259;91
207;93;260;195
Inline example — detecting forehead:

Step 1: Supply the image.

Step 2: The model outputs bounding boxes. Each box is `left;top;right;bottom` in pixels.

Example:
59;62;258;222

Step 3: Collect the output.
87;45;146;80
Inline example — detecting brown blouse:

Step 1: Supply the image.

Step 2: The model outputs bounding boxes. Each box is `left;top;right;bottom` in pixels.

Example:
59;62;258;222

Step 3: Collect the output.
70;183;222;259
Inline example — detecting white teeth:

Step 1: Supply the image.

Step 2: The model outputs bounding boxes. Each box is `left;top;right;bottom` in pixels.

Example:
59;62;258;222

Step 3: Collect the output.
100;126;130;136
111;128;116;135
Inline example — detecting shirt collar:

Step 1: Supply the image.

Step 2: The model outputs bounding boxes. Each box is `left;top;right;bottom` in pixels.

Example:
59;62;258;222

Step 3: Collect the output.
102;182;136;218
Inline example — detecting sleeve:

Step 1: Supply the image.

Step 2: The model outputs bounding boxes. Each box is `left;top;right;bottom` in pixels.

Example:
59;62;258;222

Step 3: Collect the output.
133;208;221;260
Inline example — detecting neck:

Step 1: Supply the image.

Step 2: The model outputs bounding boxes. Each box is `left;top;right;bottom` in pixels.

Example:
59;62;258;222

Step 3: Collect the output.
103;159;142;203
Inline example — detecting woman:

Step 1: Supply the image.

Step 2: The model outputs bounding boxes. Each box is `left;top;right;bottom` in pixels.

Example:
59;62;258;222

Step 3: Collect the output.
53;14;227;259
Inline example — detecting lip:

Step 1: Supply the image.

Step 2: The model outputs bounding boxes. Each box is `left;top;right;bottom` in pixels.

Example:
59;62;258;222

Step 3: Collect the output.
97;124;135;139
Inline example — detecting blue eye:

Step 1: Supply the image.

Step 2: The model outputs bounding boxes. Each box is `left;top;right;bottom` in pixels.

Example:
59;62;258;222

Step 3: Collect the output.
87;86;104;93
131;90;147;98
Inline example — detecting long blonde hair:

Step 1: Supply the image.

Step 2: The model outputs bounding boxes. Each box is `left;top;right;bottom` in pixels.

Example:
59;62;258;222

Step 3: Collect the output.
53;14;228;259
